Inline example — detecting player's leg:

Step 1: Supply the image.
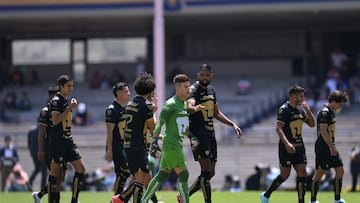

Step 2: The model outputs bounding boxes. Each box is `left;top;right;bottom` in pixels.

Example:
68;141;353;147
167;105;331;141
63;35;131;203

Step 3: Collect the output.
70;158;86;203
333;166;345;202
48;162;61;203
113;147;131;195
310;168;324;203
142;170;169;202
294;163;307;203
176;168;189;203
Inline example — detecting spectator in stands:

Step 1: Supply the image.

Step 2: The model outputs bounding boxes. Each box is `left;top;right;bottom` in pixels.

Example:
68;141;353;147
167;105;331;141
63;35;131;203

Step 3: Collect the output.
222;174;233;191
89;71;102;89
166;65;183;83
28;69;40;86
330;48;349;70
350;145;360;192
230;176;242;192
10;67;25;86
135;56;146;78
0;135;19;191
18;91;32;111
236;76;251;95
3;90;17;110
6;163;29;192
73;102;90;126
27;124;48;190
109;68;126;87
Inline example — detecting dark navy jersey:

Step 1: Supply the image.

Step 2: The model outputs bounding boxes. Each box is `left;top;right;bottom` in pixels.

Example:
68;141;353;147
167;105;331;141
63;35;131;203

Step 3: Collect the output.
49;93;72;140
317;105;336;145
105;100;126;145
189;81;217;137
277;102;309;146
38;103;51;152
123;96;153;149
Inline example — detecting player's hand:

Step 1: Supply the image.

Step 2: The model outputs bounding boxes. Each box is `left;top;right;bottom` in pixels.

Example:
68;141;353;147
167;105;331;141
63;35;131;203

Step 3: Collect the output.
69;98;78;109
233;124;243;139
285;143;296;154
105;149;113;161
37;151;44;161
194;104;206;112
190;136;200;151
301;101;311;112
150;138;161;158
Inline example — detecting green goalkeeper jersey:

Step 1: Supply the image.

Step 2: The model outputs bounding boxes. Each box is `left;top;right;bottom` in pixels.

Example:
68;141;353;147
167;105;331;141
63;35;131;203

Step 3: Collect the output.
154;95;189;148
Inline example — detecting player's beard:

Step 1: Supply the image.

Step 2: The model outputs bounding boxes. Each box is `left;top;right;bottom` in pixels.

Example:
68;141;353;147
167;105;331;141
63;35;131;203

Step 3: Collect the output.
199;79;210;87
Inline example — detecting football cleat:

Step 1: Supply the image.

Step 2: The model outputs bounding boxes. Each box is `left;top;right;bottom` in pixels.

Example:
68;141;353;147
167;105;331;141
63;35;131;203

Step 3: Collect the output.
334;199;346;203
260;192;269;203
111;195;124;203
177;194;183;203
32;192;41;203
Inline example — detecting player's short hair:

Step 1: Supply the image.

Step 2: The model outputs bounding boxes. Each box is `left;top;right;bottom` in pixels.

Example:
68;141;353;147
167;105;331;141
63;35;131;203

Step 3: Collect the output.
199;64;213;73
173;74;190;84
48;85;59;95
288;85;305;96
112;82;128;97
4;135;11;142
328;90;348;103
57;75;72;87
134;72;156;96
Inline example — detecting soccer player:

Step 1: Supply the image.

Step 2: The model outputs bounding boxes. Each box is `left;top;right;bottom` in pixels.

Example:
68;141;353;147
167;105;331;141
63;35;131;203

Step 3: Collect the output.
48;75;85;203
142;74;192;203
105;82;131;195
187;64;242;203
310;90;348;203
32;85;63;203
112;72;156;203
260;85;315;203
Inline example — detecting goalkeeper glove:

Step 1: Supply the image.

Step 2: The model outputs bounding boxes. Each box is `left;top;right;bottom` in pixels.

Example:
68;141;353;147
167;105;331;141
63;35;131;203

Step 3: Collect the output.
150;137;161;158
190;136;200;151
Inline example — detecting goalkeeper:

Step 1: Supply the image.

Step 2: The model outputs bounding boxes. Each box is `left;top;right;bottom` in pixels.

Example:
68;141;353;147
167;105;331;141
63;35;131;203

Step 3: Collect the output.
142;74;198;203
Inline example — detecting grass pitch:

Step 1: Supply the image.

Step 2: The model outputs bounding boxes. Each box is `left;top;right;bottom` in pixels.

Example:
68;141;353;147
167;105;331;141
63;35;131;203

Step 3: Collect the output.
0;190;358;203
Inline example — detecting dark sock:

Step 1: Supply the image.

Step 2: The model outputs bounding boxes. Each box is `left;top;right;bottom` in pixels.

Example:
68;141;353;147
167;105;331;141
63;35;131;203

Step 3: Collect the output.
189;176;201;196
200;171;211;203
151;194;158;203
114;171;130;195
133;182;144;203
310;180;320;202
119;182;136;202
38;183;48;198
264;175;285;198
71;172;84;203
48;175;59;203
334;178;342;200
296;177;306;203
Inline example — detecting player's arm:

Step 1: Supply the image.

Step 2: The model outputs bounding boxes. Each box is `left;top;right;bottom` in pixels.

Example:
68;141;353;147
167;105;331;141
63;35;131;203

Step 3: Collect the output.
214;104;242;137
51;98;77;125
319;123;337;156
105;122;115;161
187;98;205;114
276;121;295;153
302;102;315;127
37;123;47;161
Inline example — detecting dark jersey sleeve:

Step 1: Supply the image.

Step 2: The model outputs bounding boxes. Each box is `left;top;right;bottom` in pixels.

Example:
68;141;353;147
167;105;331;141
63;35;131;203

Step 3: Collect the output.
105;104;116;124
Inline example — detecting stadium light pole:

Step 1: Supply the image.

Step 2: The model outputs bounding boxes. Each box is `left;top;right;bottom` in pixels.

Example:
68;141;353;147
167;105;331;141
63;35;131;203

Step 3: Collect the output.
153;0;165;114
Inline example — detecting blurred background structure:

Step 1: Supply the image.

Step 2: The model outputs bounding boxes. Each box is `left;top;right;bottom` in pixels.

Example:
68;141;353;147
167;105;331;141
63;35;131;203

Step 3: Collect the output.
0;0;360;192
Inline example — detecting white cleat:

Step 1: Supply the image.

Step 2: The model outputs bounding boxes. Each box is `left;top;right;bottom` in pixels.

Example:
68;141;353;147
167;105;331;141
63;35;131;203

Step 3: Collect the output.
334;199;346;203
32;192;41;203
260;192;269;203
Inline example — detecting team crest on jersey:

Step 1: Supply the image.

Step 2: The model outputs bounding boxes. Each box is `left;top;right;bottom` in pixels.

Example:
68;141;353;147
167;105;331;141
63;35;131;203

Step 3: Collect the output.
106;109;112;117
322;111;328;117
205;150;210;156
278;108;284;114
